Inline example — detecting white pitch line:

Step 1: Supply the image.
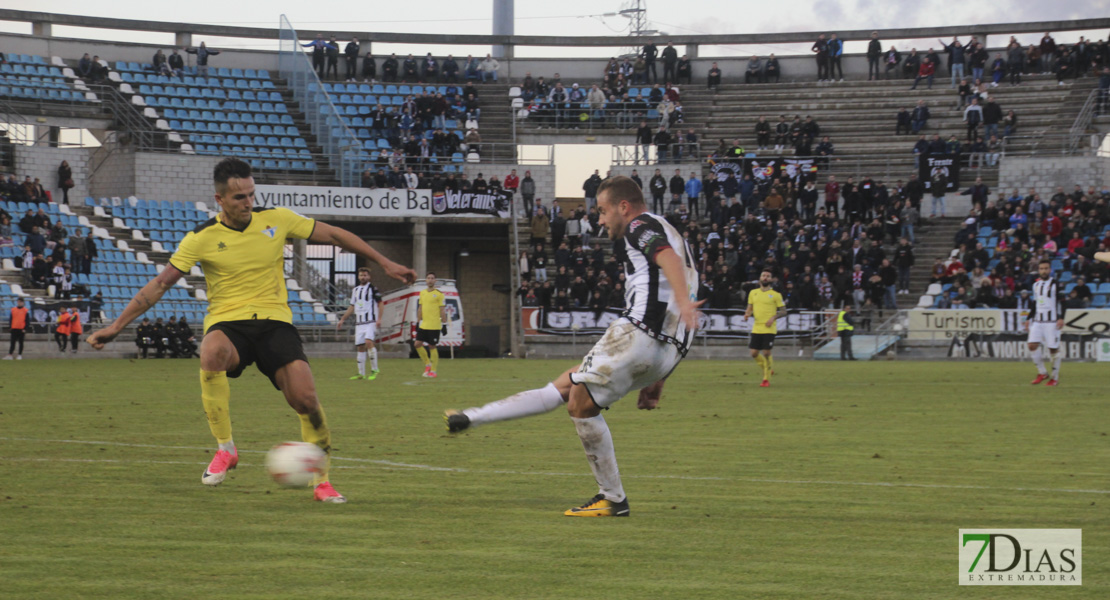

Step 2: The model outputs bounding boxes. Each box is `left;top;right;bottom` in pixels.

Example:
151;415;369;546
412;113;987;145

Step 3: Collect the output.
2;436;1107;495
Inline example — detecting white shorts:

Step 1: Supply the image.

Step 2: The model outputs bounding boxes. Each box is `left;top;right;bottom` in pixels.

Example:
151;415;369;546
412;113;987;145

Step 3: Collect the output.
1027;321;1060;349
355;323;377;346
569;318;683;408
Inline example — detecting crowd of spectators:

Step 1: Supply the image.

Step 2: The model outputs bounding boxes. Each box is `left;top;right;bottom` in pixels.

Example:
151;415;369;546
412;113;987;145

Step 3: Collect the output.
930;183;1110;309
135;315;198;359
516;167;929;314
301;35;502;84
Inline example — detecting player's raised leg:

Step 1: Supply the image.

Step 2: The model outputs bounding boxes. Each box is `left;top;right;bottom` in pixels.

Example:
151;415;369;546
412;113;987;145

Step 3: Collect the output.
444;365;573;432
199;330;240;486
275;360;345;503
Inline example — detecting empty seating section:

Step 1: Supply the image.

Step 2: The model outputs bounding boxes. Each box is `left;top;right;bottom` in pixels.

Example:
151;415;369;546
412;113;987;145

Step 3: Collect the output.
118;67;316;172
0;54;91;102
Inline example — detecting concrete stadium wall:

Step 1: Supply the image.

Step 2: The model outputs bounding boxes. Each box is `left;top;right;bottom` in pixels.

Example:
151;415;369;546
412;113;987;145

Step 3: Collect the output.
14;144;93;205
88;150;221;203
999;155;1110;198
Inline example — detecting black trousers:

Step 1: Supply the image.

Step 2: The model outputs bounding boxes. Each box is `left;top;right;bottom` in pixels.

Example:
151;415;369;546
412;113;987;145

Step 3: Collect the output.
70;332;80;351
345;57;358;79
312;55;325;77
652;195;664;214
8;329;24;355
840;331;855;359
663;62;676;82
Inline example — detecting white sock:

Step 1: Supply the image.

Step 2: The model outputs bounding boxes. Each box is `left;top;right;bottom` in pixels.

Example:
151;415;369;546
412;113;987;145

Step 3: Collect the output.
218;440;235;453
463;383;565;426
357;351;366;376
1031;347;1047;375
370;347;379;371
573;415;625;502
1050;352;1061;379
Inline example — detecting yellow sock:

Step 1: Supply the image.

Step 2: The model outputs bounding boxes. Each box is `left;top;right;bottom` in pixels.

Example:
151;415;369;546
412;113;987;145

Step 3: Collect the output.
430;347;439;371
199;370;232;445
754;355;767;380
765;355;774;380
416;345;430;366
298;405;331;486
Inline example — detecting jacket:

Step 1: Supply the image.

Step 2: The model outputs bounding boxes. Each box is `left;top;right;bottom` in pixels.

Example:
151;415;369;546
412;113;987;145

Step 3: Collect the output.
685;178;702;198
520;177;535;196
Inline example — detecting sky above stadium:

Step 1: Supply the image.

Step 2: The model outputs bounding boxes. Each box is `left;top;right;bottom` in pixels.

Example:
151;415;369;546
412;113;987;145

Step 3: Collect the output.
6;0;1108;58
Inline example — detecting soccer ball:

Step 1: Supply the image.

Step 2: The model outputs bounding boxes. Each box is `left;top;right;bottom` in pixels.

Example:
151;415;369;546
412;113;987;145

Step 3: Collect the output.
265;442;326;488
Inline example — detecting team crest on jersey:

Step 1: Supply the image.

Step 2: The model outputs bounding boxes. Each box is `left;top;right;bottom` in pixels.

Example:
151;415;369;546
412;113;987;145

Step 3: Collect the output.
217;241;227;252
262;225;276;238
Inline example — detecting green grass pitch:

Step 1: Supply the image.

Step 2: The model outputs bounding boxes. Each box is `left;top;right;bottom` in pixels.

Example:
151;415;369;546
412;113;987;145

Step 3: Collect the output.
0;358;1106;598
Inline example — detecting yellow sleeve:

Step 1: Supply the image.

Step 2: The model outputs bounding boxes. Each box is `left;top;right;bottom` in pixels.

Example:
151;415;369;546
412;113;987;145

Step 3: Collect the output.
438;292;446;309
169;231;201;274
776;293;785;309
277;207;316;240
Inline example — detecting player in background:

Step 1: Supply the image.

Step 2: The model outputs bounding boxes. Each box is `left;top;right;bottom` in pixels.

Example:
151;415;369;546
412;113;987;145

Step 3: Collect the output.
336;267;382;380
414;273;447;378
3;297;28;360
88;158;416;503
1027;259;1064;386
744;270;786;387
444;176;701;517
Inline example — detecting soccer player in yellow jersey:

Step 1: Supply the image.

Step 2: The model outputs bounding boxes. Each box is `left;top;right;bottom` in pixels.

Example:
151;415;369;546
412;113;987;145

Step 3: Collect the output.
415;272;447;378
744;269;787;388
87;158;416;503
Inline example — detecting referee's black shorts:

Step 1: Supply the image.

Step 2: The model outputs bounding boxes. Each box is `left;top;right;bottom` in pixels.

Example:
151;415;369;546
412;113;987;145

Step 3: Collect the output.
748;332;776;351
208;319;308;390
415;327;441;346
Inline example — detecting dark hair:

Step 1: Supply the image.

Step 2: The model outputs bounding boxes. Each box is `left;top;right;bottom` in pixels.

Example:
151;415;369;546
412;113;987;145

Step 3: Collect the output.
426;271;436;277
213;158;252;193
1038;259;1051;267
596;175;645;207
357;267;372;276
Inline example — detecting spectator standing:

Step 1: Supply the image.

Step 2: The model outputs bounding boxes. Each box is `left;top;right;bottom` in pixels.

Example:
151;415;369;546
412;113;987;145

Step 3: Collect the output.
911;100;930;134
662;42;678;83
83;229;96;275
930;169;948;218
812;34;830;82
530;207;549;248
963;97;983;142
643;42;658;83
325;36;341;79
67;228;86;275
685;172;702;219
302;34;329;78
57;160;73;205
520;171;536;218
649;169;667;214
185;42;220;78
668;169;685;210
1040;33;1056;74
838;305;856;360
867;32;883;80
583;170;603;210
344;39;360;82
939;38;966;87
827;33;844;81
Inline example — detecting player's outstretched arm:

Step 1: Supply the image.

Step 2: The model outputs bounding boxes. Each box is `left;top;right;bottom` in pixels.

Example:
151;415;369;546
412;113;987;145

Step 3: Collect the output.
310;222;416;284
654;247;704;331
87;266;183;349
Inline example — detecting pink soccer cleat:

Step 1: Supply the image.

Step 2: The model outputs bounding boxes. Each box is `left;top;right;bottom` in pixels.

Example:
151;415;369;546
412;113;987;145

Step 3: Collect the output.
314;481;347;503
201;448;238;486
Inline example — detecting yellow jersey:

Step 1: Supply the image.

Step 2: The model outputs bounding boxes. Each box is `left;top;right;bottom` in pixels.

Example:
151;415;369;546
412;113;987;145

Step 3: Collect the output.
748;287;785;334
169;207;315;333
418;288;446;330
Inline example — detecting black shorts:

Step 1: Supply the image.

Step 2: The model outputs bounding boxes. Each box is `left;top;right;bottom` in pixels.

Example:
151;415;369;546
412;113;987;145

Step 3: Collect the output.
749;333;776;351
208;320;308;390
415;328;441;346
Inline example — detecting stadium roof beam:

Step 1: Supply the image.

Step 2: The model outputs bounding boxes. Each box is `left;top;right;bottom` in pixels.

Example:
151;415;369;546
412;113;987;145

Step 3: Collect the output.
8;9;1110;49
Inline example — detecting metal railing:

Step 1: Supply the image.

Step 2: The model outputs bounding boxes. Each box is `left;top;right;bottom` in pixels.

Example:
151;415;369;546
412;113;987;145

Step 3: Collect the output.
278;14;362;187
1068;88;1100;155
284;248;346;313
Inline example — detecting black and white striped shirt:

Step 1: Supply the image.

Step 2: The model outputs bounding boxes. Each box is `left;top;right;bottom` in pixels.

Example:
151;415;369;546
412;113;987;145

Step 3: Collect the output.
1029;277;1065;323
621;213;699;351
350;283;382;325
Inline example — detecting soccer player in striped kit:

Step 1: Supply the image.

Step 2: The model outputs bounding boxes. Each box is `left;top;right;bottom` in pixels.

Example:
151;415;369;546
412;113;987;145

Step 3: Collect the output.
1027;260;1064;386
337;267;382;380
